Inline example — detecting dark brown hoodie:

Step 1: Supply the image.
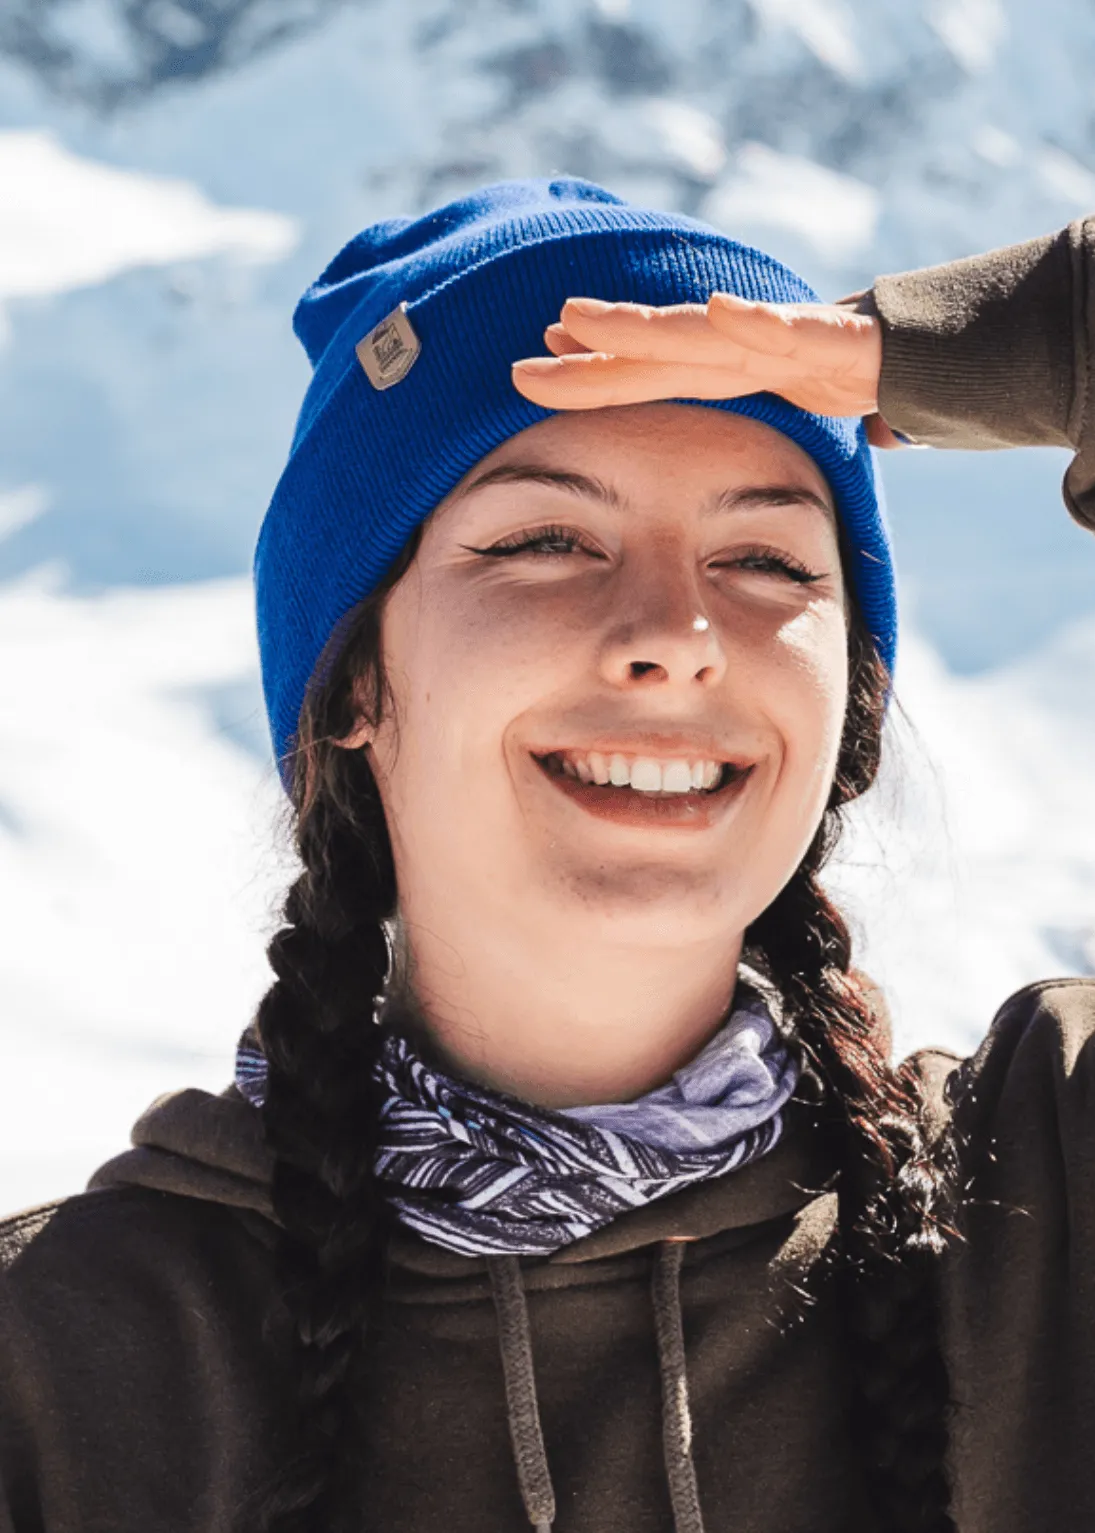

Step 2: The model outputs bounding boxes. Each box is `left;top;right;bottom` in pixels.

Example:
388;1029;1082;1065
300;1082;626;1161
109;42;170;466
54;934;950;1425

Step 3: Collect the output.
3;983;1095;1531
3;220;1095;1533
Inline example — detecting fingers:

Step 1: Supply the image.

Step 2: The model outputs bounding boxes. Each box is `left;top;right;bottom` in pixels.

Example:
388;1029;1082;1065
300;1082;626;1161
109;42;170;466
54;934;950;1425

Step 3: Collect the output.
705;293;801;359
512;350;874;414
708;291;873;345
512;294;882;417
708;292;881;382
513;351;785;410
543;322;591;357
558;297;738;365
557;294;865;370
865;413;908;450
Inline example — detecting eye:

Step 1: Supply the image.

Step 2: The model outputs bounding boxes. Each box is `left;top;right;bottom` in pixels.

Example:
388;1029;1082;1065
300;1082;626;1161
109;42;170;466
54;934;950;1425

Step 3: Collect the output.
711;544;825;585
462;524;606;560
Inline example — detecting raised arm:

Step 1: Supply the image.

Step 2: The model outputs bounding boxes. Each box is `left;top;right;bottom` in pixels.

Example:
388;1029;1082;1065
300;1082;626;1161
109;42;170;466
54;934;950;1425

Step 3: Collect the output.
511;217;1095;530
864;218;1095;529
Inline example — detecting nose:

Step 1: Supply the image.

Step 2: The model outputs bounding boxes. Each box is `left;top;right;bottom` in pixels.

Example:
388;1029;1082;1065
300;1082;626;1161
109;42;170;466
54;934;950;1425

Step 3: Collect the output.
597;558;727;690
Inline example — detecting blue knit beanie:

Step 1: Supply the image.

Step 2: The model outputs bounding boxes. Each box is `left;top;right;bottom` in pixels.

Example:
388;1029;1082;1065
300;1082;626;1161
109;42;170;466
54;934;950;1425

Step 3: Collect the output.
255;176;894;776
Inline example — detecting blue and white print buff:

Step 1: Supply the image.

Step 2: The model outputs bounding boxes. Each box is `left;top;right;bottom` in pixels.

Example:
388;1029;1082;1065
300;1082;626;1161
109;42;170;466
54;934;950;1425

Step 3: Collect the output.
235;979;799;1257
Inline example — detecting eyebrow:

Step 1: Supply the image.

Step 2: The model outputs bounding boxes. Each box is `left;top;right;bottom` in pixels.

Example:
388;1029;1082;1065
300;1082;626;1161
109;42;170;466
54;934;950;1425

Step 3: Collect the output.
455;463;625;508
455;462;834;520
711;484;835;521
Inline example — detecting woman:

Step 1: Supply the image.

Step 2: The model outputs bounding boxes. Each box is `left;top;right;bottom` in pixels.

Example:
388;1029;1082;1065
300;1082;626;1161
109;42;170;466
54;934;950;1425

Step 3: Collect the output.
1;179;1092;1533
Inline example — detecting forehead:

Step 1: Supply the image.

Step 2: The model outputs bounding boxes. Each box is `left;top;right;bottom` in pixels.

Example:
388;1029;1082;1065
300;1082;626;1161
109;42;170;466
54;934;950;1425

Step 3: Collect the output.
447;402;836;516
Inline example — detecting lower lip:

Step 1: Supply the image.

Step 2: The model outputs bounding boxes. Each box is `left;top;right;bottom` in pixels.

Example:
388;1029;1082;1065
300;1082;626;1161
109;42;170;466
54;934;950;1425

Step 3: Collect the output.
534;759;753;829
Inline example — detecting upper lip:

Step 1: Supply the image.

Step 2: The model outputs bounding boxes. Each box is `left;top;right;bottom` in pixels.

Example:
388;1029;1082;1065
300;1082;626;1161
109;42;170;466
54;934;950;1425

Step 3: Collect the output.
529;733;754;765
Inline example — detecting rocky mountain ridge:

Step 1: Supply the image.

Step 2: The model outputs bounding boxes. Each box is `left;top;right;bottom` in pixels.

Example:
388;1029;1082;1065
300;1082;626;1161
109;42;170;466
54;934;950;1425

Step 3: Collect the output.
7;0;1095;282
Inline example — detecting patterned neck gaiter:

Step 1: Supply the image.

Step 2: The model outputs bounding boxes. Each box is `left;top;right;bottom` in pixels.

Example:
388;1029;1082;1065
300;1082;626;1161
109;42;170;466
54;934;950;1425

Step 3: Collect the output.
235;981;799;1257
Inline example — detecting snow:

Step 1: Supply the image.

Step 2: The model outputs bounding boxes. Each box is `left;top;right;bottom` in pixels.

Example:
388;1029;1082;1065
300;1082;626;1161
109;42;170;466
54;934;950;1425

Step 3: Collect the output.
622;99;727;180
37;0;147;78
0;485;48;541
927;0;1009;74
0;573;285;1212
0;129;298;304
1037;145;1095;210
749;0;866;81
1;0;1095;1214
973;124;1022;168
703;143;881;267
831;619;1095;1061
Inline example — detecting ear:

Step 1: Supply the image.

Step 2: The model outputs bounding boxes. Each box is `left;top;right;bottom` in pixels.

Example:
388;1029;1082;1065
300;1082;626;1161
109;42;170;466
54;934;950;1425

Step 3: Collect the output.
331;675;377;750
332;718;373;750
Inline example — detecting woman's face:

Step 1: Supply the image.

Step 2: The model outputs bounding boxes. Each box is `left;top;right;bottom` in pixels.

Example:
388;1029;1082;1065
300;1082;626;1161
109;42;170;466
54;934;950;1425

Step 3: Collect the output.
362;403;849;955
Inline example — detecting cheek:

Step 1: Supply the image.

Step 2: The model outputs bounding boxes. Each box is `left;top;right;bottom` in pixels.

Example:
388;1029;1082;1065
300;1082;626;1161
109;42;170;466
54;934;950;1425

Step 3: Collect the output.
369;573;582;808
766;608;850;822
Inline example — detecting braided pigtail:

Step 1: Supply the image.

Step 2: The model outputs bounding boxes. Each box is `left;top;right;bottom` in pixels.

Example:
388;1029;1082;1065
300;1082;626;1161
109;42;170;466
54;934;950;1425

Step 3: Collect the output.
251;554;414;1532
749;623;957;1532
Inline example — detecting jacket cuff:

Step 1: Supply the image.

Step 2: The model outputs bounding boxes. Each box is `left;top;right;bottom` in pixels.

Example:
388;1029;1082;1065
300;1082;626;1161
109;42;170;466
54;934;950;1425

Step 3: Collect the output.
868;225;1083;453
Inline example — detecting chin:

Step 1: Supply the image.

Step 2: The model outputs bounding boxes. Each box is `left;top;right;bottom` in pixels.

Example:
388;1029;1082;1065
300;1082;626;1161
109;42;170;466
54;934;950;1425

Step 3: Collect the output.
548;859;760;943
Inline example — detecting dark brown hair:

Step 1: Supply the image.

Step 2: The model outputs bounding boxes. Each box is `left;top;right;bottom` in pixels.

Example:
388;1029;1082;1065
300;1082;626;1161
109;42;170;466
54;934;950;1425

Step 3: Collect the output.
253;539;956;1532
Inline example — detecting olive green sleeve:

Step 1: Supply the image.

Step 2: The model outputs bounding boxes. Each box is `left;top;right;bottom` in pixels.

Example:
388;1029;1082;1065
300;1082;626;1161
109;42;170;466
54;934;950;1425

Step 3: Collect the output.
859;218;1095;531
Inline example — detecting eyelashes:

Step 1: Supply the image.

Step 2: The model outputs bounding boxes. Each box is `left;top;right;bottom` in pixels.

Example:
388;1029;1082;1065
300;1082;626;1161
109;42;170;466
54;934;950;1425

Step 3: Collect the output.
711;548;825;584
463;525;826;584
461;524;604;559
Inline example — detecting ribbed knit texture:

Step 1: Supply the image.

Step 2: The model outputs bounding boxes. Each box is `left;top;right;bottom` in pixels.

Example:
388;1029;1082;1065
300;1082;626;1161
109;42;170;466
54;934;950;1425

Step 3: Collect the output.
255;177;894;774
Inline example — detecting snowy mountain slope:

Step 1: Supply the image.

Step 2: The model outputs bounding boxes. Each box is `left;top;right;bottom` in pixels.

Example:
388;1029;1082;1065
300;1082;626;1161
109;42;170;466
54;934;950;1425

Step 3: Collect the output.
0;0;343;109
0;128;295;310
2;0;1095;1209
10;0;1095;278
1;0;1095;650
0;573;286;1212
830;615;1095;1060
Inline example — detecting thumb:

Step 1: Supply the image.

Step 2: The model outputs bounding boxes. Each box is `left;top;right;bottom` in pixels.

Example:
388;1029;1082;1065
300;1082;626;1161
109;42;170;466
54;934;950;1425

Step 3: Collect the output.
866;413;908;450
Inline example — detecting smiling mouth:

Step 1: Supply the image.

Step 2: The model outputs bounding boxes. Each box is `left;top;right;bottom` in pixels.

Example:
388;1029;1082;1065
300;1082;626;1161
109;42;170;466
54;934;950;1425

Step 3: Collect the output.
532;748;753;825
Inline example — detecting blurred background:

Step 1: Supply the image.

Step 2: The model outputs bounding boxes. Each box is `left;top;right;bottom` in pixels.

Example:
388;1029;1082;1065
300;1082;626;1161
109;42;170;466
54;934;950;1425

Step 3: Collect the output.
2;0;1095;1212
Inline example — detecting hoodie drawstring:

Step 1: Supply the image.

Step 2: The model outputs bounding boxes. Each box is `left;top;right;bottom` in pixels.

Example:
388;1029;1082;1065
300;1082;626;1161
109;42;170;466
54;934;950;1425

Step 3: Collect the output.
487;1243;706;1533
488;1255;557;1533
651;1241;707;1533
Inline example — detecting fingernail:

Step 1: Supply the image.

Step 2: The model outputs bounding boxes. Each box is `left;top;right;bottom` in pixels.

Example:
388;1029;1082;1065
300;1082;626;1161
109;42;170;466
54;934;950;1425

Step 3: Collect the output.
565;297;612;316
512;357;563;374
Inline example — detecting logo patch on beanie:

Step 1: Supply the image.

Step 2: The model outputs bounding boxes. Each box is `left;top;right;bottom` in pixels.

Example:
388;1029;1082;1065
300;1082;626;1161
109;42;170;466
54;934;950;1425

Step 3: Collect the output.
356;302;421;390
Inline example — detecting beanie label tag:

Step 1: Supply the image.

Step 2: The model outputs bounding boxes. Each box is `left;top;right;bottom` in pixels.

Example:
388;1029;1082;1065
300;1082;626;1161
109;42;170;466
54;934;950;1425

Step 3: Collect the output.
356;302;421;390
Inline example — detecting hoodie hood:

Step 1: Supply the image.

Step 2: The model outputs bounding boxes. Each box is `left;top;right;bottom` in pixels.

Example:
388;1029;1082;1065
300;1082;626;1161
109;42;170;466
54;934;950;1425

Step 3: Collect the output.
79;1026;959;1533
87;1081;840;1270
86;1077;845;1533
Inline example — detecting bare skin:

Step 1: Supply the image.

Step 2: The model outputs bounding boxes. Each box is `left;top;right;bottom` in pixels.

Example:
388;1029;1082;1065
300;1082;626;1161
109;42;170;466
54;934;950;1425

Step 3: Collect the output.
339;404;850;1107
510;292;898;446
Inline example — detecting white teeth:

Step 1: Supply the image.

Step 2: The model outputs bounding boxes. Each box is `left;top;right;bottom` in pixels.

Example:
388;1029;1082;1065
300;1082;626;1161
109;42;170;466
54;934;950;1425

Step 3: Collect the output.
548;750;733;794
608;753;630;787
663;761;694;794
630;758;663;792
